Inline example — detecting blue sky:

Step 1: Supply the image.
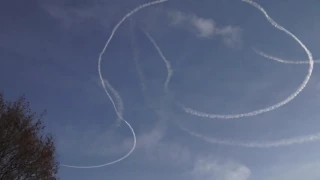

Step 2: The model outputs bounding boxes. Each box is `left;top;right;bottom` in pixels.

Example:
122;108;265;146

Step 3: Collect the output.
1;0;320;179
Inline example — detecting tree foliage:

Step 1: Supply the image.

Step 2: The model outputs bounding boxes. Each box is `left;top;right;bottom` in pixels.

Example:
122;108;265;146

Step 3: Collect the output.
0;93;59;180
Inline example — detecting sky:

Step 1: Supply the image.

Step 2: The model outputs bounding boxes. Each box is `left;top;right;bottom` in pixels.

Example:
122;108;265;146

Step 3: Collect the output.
1;0;320;179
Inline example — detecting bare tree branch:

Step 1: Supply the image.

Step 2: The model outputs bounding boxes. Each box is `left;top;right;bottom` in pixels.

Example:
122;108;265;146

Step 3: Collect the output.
0;93;59;180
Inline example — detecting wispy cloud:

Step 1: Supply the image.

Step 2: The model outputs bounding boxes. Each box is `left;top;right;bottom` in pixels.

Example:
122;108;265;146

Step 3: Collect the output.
87;120;252;178
261;161;320;180
53;87;251;175
86;120;192;167
189;15;216;38
167;10;215;37
216;26;243;48
41;0;131;29
167;10;242;47
190;156;251;180
42;1;242;47
43;4;98;29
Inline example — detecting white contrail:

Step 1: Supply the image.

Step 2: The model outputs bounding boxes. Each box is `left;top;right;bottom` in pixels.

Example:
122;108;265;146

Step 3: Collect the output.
61;0;169;169
253;48;320;64
90;77;124;125
130;20;147;92
143;30;173;93
180;125;320;148
181;0;314;119
103;79;124;125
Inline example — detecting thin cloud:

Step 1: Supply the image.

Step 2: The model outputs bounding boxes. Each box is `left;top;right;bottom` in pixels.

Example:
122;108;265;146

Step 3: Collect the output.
84;122;162;157
56;121;163;158
190;15;216;38
81;119;192;168
261;161;320;180
87;121;250;175
42;4;102;29
190;156;251;180
168;10;187;25
216;26;243;48
150;142;192;167
167;10;216;38
167;10;242;47
41;0;140;30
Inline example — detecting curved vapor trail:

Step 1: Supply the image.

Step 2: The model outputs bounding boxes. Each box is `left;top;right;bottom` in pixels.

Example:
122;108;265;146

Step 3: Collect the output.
61;0;169;169
179;125;320;148
253;48;320;64
102;79;124;124
130;21;147;92
181;0;314;120
143;30;174;93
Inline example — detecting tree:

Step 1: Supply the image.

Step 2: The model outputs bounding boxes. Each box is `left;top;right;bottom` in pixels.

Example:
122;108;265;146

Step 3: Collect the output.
0;93;59;180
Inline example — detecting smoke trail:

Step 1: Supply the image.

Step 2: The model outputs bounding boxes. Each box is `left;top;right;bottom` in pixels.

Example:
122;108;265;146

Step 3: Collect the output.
130;20;147;92
143;30;174;93
253;48;320;64
181;0;314;119
89;77;124;126
103;79;124;125
179;125;320;148
97;0;168;122
61;0;169;169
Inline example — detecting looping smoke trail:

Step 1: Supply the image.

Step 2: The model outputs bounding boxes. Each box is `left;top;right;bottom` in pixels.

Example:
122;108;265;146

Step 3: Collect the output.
143;30;173;93
61;0;169;169
181;0;314;120
253;48;320;64
179;125;320;148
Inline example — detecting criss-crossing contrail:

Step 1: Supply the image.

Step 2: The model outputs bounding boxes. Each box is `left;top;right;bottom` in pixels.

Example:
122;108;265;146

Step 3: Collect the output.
143;30;173;93
253;48;320;64
181;0;314;120
130;21;147;92
60;0;316;169
61;0;169;169
179;125;320;148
